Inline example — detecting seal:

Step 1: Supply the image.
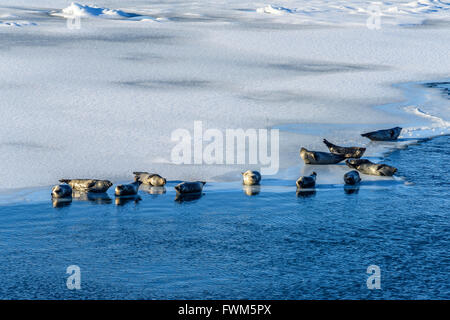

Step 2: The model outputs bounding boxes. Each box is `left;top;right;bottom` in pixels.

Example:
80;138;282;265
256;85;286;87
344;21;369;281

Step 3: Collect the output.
361;127;402;141
174;181;206;194
242;170;261;185
296;172;317;189
59;179;113;193
133;172;166;186
51;184;72;199
346;159;397;176
323;139;366;158
300;147;345;165
115;180;142;196
344;170;361;185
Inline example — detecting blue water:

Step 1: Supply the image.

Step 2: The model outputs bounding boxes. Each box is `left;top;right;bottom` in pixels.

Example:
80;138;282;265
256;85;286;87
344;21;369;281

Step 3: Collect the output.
0;135;448;299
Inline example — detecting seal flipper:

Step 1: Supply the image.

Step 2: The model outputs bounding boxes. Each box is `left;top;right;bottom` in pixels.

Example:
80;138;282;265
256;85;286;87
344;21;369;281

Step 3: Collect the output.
323;139;335;148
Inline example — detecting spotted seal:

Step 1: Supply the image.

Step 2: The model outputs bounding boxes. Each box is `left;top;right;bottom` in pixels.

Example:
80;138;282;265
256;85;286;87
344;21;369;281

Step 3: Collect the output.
343;170;361;185
346;159;397;176
242;170;261;186
174;181;206;194
296;172;317;189
115;180;142;196
361;127;402;141
300;147;345;165
59;179;113;193
51;184;72;198
323;139;366;158
133;172;166;186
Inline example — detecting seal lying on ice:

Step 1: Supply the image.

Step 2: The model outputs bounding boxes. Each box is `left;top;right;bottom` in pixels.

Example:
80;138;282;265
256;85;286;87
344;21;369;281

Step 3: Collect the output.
51;184;72;198
343;170;361;185
361;127;402;141
174;181;206;194
300;147;345;164
59;179;113;193
242;170;261;185
346;159;397;176
115;180;142;196
133;172;166;186
296;172;317;189
323;139;366;158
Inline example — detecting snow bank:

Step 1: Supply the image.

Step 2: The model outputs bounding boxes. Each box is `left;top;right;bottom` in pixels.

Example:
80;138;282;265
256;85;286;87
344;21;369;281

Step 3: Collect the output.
52;2;136;18
256;5;294;15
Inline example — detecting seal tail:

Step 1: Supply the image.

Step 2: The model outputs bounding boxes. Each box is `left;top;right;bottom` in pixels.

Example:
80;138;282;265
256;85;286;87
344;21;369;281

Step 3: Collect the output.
133;171;149;175
361;132;370;138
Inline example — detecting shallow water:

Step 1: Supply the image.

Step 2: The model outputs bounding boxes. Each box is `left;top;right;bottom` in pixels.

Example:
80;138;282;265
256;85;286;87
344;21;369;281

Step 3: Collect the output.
0;135;448;299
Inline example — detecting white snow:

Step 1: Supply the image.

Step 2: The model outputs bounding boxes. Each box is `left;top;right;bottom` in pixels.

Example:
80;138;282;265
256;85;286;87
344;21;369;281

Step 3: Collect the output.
0;1;449;190
52;2;136;18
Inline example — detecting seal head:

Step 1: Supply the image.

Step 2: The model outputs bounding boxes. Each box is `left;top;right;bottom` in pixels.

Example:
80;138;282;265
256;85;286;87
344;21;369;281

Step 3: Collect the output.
296;172;317;189
344;170;361;185
242;170;261;186
52;184;72;199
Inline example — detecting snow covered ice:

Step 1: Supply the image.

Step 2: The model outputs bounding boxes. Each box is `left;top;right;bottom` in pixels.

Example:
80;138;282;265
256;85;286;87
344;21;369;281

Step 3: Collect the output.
0;0;449;190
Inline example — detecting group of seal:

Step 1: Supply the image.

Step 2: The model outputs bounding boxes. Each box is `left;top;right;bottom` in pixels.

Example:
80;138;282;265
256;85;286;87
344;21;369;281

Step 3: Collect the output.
297;126;401;192
51;126;401;205
51;171;209;205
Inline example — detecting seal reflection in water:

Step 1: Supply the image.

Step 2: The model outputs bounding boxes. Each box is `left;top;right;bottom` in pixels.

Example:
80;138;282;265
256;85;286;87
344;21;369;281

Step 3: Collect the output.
361;127;402;141
59;179;113;193
296;189;316;197
140;184;166;195
323;139;366;158
133;172;166;186
344;185;360;195
300;147;345;165
72;191;112;204
346;159;397;176
115;195;141;206
175;192;203;203
243;185;261;196
242;170;261;185
52;198;72;208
